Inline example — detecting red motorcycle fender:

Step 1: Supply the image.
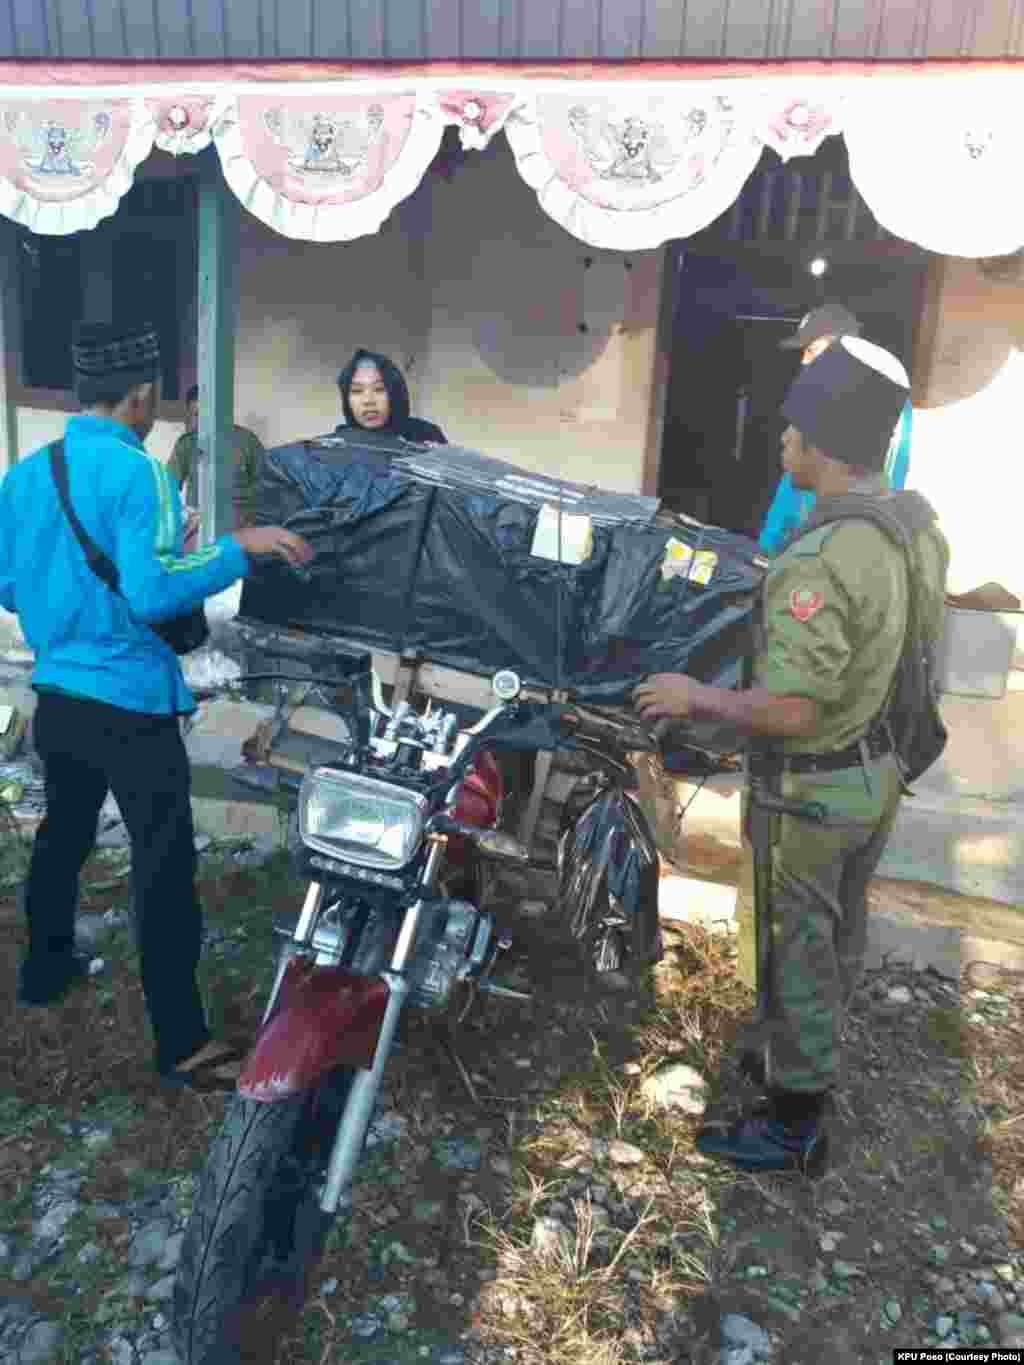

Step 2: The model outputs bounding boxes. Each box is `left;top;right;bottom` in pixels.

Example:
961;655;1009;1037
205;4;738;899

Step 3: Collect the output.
238;959;390;1102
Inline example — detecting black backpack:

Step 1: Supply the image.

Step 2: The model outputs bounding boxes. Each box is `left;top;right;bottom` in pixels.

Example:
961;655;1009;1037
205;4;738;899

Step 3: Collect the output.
789;491;947;790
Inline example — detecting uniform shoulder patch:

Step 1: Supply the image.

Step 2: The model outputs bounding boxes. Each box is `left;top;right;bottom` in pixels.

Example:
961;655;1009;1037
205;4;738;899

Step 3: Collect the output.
789;587;825;623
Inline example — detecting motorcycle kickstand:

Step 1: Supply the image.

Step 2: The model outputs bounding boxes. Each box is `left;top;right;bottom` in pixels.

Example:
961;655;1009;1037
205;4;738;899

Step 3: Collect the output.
476;934;533;1006
439;1030;482;1106
442;935;534;1106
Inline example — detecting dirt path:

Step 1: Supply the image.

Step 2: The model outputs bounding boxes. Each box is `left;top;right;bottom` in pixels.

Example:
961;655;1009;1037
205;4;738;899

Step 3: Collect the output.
0;844;1021;1364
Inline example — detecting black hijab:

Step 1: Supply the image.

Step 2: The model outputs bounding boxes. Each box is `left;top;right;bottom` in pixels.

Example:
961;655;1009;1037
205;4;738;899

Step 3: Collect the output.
336;349;447;445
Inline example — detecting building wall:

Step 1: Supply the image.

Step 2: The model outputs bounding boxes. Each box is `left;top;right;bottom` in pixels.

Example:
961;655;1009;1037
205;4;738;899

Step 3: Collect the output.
909;255;1024;600
228;141;665;493
8;144;664;498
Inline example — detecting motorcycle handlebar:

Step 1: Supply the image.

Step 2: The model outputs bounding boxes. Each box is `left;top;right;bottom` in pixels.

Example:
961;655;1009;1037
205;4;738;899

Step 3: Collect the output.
557;705;658;753
197;675;657;765
244;636;370;675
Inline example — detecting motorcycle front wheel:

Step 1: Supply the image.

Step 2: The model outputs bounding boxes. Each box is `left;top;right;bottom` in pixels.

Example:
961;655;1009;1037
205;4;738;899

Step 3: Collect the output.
172;1072;352;1365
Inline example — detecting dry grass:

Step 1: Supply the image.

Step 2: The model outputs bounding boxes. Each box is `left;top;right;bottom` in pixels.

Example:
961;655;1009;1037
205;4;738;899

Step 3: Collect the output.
470;923;748;1365
964;969;1024;1246
0;845;302;1237
6;827;1022;1363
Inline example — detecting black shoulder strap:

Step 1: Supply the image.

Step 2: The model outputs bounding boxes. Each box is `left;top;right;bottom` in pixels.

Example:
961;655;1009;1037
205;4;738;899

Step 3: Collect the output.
48;439;122;595
790;490;937;554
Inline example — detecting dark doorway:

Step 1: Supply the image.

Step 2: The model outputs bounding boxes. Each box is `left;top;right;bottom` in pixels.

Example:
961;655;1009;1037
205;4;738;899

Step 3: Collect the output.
19;234;84;391
112;230;180;401
658;248;927;539
657;140;930;540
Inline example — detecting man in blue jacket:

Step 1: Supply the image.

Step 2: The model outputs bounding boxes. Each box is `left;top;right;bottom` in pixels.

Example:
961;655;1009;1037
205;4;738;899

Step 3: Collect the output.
1;321;312;1091
759;303;913;554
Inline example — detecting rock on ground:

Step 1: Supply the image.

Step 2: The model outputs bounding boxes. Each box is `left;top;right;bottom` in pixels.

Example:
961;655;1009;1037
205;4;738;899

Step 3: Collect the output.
640;1063;708;1115
16;1319;63;1364
530;1217;573;1265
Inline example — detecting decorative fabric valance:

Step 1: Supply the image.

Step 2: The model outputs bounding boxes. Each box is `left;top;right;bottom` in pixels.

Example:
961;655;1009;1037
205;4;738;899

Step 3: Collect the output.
0;71;1017;255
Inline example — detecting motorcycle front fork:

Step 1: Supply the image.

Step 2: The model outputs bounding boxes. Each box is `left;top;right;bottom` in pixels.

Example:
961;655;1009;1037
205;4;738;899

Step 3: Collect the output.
261;844;445;1217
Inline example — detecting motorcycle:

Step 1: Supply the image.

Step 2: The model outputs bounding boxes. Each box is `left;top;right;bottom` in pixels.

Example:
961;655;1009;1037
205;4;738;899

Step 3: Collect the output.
171;631;662;1364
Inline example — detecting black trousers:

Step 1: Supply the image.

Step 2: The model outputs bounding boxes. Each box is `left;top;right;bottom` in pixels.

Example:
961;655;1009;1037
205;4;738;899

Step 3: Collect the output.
22;690;209;1073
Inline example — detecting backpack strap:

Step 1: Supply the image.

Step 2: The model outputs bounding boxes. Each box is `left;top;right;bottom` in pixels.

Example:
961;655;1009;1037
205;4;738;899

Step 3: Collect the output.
778;491;940;777
49;439;123;596
792;490;937;551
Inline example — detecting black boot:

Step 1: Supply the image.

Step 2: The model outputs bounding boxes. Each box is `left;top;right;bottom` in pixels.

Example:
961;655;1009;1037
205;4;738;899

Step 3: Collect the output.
696;1088;829;1176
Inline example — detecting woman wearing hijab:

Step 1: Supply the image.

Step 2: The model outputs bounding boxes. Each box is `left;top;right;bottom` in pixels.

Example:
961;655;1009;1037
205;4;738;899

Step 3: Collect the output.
337;349;447;444
334;349;542;825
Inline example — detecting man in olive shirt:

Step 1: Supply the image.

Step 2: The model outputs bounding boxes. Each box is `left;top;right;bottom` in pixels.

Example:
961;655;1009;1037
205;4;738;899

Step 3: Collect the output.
635;338;948;1175
168;385;264;530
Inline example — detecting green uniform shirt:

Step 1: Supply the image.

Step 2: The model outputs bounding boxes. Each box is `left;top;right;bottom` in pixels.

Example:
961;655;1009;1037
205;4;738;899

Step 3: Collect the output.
167;426;264;529
754;505;949;757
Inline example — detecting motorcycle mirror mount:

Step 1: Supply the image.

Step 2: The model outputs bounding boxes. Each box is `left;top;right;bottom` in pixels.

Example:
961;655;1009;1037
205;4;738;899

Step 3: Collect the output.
425;813;531;864
492;669;521;703
473;828;531;863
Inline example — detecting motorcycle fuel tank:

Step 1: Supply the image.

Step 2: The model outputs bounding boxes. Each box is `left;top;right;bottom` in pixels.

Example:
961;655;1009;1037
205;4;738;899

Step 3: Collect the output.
453;748;503;828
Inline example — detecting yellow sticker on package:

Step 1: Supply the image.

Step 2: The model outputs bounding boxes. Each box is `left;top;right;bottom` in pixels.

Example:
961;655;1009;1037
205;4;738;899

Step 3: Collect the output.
661;538;718;586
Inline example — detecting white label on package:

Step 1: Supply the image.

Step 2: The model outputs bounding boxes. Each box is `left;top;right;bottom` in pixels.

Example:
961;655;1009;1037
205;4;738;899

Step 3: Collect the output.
661;538;718;586
530;504;594;565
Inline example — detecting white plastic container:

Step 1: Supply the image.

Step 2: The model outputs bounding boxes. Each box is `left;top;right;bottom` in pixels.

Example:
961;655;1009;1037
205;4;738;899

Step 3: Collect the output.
936;607;1023;700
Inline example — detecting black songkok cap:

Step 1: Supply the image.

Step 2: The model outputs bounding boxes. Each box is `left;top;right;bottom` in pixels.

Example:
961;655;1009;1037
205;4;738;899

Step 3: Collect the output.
780;336;910;472
71;321;161;385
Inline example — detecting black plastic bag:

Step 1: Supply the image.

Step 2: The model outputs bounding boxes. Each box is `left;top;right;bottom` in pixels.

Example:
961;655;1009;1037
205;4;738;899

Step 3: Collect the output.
557;779;663;973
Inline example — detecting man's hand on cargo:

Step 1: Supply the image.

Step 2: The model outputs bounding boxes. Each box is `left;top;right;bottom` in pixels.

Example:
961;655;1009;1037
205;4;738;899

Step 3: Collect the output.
233;526;314;569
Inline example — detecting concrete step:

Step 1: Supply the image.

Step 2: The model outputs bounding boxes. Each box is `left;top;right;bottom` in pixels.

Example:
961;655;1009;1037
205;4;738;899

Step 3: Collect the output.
877;790;1024;906
659;869;1024;982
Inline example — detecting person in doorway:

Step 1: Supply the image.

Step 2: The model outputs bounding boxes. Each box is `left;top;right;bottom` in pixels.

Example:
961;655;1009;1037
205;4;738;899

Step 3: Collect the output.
634;337;947;1174
758;302;913;554
337;349;447;444
2;321;313;1091
168;384;265;531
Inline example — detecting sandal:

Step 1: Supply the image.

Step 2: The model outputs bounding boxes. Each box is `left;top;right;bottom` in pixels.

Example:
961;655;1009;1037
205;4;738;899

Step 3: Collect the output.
160;1041;248;1094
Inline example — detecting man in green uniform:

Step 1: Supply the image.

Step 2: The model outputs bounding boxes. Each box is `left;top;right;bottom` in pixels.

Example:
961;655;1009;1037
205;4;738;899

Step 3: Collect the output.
167;384;264;530
634;337;948;1174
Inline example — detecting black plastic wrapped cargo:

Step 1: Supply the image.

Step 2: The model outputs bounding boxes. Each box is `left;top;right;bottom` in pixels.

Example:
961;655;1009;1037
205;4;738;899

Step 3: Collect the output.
240;433;764;703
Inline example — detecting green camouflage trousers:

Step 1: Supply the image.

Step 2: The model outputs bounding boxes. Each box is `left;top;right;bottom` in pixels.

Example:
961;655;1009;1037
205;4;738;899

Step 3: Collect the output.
754;754;903;1093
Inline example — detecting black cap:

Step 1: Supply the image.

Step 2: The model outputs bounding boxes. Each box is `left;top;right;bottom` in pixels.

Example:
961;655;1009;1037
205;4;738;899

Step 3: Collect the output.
780;337;909;471
779;301;862;351
71;321;160;383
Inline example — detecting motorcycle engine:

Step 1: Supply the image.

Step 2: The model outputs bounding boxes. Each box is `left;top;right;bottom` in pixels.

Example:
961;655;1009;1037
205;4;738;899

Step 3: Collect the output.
406;900;495;1011
309;897;494;1012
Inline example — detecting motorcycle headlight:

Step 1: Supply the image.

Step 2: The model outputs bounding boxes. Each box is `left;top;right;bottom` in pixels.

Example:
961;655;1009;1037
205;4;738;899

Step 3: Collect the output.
298;769;427;871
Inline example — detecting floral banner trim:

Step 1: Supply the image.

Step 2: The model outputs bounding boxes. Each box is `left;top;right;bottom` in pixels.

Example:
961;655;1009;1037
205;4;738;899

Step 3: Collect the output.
504;91;763;250
757;94;841;163
845;85;1024;259
0;76;1016;256
434;89;521;150
0;97;154;233
211;92;445;241
149;96;220;156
